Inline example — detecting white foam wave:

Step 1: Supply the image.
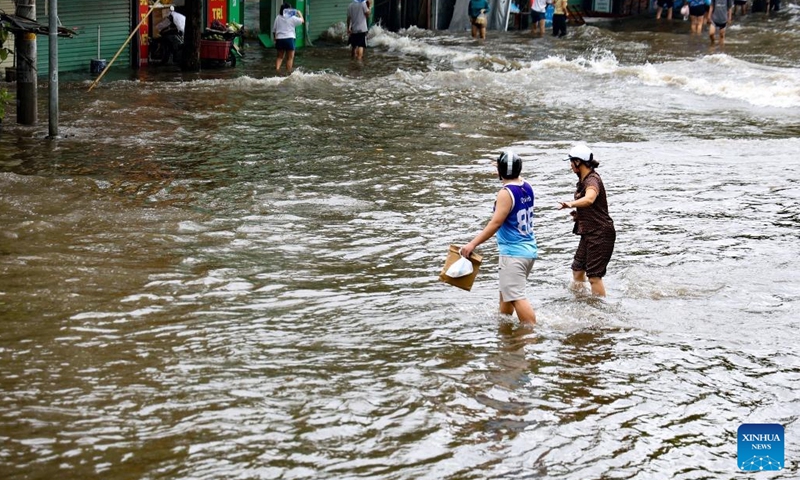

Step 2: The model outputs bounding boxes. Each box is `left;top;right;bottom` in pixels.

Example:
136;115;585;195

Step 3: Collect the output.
96;70;352;95
320;21;348;42
364;26;800;109
368;26;492;68
530;51;800;109
88;29;800;112
641;54;800;108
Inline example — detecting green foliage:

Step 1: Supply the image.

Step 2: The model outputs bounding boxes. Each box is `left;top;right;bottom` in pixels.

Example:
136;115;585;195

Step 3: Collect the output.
0;87;10;122
0;85;10;117
0;22;8;61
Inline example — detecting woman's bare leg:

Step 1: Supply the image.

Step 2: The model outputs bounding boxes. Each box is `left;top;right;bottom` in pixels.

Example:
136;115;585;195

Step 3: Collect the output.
588;277;606;297
286;51;296;73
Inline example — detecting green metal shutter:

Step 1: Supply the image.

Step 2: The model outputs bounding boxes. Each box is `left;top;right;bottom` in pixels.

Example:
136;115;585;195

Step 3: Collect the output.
36;0;131;74
308;0;350;43
229;0;244;25
0;0;15;71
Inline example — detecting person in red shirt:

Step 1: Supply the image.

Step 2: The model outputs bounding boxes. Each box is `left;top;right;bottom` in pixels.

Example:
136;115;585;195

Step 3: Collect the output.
558;144;616;297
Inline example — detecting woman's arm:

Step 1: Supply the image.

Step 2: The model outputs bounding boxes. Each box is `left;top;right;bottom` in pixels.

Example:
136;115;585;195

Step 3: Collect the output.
559;187;598;209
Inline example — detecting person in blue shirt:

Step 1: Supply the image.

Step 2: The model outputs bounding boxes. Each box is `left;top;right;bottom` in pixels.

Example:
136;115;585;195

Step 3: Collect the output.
688;0;708;33
468;0;490;39
461;150;538;326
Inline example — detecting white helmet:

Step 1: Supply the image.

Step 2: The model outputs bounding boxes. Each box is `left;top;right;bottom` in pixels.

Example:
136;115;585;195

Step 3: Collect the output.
564;144;594;163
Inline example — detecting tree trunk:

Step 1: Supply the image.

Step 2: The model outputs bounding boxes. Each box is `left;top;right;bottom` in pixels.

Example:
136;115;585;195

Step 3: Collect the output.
181;0;202;71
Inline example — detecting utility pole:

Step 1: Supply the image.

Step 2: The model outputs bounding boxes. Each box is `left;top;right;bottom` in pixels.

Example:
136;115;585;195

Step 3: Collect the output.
15;0;37;125
181;0;202;72
48;0;58;137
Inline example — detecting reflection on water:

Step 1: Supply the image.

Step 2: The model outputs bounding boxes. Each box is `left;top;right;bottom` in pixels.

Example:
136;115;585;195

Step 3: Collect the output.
1;8;800;479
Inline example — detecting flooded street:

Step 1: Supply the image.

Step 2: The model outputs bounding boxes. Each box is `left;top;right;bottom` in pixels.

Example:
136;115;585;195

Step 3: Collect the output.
1;7;799;479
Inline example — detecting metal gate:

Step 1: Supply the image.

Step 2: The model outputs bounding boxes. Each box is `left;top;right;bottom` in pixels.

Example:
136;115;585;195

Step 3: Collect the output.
35;0;131;74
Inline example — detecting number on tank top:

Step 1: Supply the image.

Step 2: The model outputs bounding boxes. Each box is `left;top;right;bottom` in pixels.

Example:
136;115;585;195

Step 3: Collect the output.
516;207;534;235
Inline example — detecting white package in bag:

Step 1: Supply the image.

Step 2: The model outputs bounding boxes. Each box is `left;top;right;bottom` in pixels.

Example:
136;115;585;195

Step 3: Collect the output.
445;257;473;278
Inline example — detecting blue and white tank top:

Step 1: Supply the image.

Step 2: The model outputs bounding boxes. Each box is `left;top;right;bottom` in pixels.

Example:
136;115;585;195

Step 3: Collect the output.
495;182;538;258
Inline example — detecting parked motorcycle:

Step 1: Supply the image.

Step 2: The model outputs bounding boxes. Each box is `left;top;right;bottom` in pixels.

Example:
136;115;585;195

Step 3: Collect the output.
148;31;184;66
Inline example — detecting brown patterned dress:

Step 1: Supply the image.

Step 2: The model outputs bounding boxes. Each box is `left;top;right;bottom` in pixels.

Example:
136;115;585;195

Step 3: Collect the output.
572;171;615;278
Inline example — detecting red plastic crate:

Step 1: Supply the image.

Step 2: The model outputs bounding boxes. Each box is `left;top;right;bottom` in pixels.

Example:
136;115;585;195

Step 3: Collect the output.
200;40;231;61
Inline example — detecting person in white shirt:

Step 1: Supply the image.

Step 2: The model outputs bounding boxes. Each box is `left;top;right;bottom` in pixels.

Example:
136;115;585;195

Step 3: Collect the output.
154;9;186;63
155;10;186;36
530;0;548;36
272;2;305;73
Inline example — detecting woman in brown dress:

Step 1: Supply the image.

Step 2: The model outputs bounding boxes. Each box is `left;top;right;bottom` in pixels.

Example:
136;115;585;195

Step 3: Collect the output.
558;144;616;297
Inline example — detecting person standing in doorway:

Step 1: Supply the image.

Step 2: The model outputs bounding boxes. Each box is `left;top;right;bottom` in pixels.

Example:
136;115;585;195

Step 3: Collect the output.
558;144;615;297
530;0;548;36
552;0;568;37
468;0;490;39
347;0;371;60
708;0;733;46
154;9;186;63
460;150;539;326
273;2;304;73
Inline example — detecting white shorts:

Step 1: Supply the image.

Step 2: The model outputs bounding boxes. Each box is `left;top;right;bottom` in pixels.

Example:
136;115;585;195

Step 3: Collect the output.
498;256;535;302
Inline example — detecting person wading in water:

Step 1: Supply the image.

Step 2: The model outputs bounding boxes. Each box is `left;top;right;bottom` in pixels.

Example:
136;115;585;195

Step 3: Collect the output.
461;150;539;325
558;144;616;297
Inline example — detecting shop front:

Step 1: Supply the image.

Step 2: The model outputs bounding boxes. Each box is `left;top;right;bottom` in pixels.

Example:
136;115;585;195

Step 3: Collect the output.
3;0;245;74
139;0;242;68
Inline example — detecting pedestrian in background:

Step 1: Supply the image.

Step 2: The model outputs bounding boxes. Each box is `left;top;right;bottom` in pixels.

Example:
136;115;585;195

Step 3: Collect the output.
688;0;708;33
656;0;674;19
468;0;490;39
347;0;371;60
558;144;615;297
461;151;539;326
708;0;733;46
732;0;747;17
272;2;304;74
552;0;568;37
530;0;547;36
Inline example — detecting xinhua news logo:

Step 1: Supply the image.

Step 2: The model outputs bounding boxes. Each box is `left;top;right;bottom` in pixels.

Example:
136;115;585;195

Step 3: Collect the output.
738;423;784;472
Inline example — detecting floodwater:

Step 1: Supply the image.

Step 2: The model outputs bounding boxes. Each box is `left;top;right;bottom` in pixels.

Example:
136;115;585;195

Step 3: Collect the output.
1;7;799;480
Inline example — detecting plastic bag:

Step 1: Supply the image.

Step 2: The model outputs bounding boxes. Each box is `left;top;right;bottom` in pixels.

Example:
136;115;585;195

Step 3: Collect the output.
475;11;487;26
445;257;474;278
681;4;689;18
